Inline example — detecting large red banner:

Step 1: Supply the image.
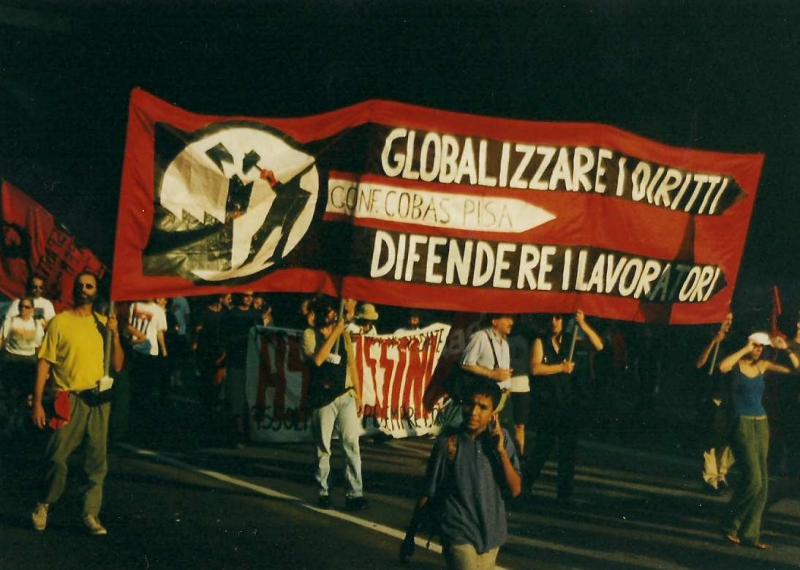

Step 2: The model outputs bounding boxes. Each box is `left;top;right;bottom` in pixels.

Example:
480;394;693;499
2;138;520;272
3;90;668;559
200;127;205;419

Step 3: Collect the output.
113;89;763;324
1;180;106;310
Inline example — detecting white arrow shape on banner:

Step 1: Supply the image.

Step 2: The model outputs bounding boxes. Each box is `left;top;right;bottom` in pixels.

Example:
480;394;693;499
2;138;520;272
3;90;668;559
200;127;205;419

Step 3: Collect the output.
327;177;556;234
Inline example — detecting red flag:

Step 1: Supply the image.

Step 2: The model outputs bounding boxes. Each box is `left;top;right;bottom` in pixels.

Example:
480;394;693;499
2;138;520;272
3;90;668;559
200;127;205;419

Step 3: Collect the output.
770;285;783;338
0;180;106;311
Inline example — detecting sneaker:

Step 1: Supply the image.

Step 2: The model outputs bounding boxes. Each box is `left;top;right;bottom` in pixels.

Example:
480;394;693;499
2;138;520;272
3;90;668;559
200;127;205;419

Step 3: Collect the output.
317;495;332;509
83;515;108;536
31;503;49;531
345;496;369;512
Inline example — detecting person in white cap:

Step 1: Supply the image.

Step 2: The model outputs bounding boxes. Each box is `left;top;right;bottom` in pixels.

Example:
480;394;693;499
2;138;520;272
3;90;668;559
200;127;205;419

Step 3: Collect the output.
348;303;380;336
719;332;799;550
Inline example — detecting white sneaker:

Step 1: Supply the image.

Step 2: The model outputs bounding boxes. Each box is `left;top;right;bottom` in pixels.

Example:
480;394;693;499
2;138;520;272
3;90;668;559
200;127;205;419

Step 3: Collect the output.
31;503;49;531
83;515;108;536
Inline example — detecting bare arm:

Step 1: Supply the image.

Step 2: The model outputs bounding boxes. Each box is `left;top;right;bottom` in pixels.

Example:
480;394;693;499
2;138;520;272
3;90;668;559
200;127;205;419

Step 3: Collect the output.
696;333;722;369
764;362;793;375
789;348;800;370
492;418;522;497
769;337;800;374
719;343;754;374
158;330;168;358
460;333;512;382
32;359;51;429
531;338;574;376
311;320;346;367
576;310;603;351
108;314;124;373
461;363;512;383
399;495;430;562
766;337;800;372
127;324;147;342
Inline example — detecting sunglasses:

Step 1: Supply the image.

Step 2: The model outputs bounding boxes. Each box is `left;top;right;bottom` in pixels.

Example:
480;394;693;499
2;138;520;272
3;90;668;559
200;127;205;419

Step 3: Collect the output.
21;304;34;309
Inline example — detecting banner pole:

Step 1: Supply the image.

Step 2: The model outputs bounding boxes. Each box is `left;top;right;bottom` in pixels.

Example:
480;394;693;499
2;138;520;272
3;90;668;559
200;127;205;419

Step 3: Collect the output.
567;318;579;363
333;298;345;356
104;301;115;377
708;340;720;376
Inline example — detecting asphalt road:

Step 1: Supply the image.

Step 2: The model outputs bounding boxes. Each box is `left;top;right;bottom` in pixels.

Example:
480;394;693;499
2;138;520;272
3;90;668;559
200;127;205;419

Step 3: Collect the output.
2;404;799;570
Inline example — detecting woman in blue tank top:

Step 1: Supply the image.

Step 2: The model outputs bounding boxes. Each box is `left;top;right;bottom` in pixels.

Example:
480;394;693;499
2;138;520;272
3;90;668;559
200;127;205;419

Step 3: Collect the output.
718;332;799;549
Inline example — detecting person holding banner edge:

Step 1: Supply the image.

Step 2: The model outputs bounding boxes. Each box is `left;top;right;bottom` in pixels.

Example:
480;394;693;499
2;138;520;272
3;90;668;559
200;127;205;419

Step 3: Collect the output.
302;298;368;511
696;312;735;494
526;310;603;504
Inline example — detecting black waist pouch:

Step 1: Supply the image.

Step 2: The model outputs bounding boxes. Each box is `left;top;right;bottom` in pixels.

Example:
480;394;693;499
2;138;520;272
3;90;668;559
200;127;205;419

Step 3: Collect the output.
77;386;113;406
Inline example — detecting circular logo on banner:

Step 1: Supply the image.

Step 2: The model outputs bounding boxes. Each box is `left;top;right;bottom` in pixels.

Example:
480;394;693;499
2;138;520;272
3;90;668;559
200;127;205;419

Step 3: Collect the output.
154;124;318;283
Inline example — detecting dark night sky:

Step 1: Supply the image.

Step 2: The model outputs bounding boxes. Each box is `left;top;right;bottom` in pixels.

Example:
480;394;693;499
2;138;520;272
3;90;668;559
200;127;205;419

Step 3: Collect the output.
1;1;799;317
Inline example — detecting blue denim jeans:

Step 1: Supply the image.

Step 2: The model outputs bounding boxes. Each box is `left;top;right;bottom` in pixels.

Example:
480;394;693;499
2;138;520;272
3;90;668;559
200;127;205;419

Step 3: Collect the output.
312;391;363;498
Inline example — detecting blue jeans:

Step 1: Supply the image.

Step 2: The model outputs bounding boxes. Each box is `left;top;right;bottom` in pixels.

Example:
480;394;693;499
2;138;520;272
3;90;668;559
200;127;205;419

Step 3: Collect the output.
312;391;363;498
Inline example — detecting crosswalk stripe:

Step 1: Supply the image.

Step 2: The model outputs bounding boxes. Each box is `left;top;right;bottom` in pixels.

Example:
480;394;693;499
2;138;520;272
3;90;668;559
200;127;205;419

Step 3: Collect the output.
118;443;511;569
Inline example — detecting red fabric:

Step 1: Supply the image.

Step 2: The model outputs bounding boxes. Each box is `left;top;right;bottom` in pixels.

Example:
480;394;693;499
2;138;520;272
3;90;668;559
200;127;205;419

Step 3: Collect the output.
48;391;72;430
113;89;764;324
0;181;106;311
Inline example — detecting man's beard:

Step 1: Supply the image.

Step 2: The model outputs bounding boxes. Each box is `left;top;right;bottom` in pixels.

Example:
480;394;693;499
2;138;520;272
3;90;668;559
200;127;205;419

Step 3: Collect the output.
73;292;97;308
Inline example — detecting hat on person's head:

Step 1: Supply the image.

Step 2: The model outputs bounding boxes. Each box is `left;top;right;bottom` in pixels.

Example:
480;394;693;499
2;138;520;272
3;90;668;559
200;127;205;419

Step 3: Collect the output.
748;332;773;347
356;303;379;321
487;312;514;321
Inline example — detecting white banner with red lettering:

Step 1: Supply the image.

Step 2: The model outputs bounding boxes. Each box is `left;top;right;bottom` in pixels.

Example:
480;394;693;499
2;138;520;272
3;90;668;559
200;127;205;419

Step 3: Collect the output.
246;324;451;442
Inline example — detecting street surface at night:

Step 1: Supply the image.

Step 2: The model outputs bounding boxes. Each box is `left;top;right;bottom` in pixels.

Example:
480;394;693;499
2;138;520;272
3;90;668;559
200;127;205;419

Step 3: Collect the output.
2;400;799;570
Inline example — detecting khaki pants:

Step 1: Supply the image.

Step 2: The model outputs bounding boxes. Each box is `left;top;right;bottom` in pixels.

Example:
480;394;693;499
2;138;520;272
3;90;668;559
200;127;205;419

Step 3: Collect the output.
444;544;500;570
42;394;110;517
703;446;735;487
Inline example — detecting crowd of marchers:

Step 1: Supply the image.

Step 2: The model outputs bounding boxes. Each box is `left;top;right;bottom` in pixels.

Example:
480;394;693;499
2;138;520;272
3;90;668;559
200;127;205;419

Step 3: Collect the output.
1;273;800;568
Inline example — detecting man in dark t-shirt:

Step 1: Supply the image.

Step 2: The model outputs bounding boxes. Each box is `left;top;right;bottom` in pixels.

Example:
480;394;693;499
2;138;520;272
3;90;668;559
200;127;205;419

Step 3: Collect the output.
220;292;260;446
527;311;603;503
401;379;521;569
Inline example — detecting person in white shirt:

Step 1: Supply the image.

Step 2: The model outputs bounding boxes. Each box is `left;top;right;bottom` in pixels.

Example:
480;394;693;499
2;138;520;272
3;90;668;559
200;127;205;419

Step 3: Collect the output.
2;276;56;332
460;313;514;387
0;295;45;436
128;299;168;406
128;300;168;358
1;296;45;358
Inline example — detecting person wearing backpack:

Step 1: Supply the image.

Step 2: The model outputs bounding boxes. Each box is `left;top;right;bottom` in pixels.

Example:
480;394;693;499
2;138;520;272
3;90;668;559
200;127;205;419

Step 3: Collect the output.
400;379;521;569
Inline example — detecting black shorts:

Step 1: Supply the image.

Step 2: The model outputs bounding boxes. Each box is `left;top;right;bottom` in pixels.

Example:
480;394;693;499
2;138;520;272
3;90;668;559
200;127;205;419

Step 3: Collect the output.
510;391;531;425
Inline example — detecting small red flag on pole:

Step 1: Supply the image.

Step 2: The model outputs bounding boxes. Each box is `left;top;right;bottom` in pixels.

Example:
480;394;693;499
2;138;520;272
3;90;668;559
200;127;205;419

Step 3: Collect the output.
770;285;783;338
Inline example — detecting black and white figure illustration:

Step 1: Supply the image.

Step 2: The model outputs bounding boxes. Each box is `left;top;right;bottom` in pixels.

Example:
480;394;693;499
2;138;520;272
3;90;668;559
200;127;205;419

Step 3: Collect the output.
143;125;319;283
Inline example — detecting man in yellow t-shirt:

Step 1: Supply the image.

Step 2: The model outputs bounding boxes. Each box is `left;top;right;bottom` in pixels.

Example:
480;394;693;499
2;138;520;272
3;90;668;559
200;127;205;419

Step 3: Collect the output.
30;272;124;536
